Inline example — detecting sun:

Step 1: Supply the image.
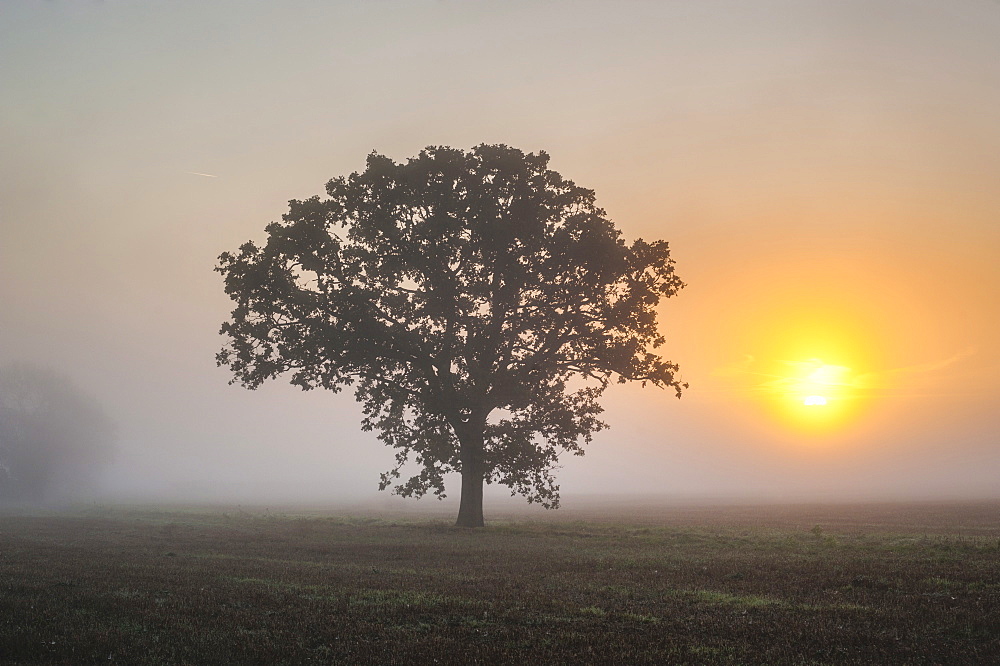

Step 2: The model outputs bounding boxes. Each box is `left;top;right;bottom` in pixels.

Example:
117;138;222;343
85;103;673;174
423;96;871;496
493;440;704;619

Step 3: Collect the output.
780;359;852;403
718;347;872;434
756;357;863;431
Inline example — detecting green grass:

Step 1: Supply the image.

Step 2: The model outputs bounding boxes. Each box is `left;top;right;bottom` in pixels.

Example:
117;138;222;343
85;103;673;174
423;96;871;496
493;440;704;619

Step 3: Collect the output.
1;502;999;664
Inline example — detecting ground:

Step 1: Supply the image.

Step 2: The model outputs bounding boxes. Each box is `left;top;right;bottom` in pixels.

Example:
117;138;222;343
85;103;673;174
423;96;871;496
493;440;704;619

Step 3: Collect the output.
1;501;998;664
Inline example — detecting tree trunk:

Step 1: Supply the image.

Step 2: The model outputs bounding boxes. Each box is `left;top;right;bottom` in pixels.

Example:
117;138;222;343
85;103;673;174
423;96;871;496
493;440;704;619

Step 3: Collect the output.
455;426;485;527
455;464;484;527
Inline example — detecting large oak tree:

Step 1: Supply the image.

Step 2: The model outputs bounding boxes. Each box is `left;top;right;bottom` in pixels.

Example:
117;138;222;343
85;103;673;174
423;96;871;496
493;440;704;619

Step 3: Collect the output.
217;145;684;526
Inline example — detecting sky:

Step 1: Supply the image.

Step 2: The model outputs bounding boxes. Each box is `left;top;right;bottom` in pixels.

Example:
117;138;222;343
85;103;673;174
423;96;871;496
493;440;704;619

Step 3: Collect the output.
1;0;998;508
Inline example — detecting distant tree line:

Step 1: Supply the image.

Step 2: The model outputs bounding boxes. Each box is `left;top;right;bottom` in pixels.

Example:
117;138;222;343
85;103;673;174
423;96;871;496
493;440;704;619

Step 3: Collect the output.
0;363;115;502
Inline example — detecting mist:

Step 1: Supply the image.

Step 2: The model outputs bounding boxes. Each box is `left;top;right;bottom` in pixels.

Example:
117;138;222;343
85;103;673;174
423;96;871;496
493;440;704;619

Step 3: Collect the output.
2;0;998;510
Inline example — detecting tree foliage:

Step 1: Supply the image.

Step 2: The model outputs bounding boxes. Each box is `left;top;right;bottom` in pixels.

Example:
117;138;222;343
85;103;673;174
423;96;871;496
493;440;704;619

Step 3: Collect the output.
217;145;684;521
0;363;115;502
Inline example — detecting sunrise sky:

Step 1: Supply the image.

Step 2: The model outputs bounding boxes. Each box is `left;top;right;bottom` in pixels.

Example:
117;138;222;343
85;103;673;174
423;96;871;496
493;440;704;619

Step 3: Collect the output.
2;0;998;505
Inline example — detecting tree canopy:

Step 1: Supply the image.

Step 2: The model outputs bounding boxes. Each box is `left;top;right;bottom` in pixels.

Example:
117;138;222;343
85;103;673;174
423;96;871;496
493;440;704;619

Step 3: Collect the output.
217;144;684;526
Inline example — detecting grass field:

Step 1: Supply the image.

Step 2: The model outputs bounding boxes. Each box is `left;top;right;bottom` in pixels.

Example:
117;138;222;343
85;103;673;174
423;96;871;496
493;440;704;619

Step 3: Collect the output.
2;501;999;664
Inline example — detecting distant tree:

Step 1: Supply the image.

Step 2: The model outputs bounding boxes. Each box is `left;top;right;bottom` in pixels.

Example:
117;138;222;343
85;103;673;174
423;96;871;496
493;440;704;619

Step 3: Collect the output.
217;145;685;526
0;363;115;502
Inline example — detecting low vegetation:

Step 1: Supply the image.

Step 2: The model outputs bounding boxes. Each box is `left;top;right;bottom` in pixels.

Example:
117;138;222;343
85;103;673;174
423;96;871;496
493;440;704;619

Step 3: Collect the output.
2;502;998;664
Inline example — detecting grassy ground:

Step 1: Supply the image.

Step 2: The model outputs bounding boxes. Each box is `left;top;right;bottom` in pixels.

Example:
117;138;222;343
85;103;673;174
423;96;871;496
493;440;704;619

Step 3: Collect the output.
1;502;999;664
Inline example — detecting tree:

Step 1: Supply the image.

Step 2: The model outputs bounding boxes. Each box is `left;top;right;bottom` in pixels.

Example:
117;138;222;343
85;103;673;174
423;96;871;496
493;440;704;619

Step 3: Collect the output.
217;145;685;526
0;363;115;502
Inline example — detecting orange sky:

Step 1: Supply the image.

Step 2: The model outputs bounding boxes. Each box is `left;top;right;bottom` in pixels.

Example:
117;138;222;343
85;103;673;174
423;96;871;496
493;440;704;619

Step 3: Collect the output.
1;1;998;503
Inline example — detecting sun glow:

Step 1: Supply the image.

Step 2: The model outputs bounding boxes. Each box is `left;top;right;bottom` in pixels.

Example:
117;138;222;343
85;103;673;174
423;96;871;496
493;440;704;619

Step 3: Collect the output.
770;358;862;430
788;360;851;401
721;353;868;433
707;283;916;438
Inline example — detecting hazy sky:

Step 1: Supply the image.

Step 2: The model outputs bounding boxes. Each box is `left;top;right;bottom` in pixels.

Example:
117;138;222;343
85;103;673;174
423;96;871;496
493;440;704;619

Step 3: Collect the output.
2;0;998;506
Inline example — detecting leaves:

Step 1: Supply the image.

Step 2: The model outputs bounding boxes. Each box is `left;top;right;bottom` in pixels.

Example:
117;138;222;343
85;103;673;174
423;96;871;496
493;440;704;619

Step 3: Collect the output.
217;144;685;506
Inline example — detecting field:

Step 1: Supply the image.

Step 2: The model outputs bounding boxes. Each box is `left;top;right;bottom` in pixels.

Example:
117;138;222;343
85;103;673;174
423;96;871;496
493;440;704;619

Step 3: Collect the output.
2;501;999;664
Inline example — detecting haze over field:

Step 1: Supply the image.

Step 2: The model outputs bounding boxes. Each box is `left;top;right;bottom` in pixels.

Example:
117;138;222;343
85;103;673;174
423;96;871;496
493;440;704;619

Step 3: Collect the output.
2;1;998;506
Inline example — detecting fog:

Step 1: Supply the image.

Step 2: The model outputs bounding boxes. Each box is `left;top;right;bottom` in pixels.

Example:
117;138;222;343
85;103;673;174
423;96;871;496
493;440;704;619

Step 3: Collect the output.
2;1;998;510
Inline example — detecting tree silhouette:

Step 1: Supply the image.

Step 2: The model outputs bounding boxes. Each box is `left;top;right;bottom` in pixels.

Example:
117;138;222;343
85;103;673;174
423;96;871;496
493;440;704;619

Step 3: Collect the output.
0;363;115;502
217;145;684;526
